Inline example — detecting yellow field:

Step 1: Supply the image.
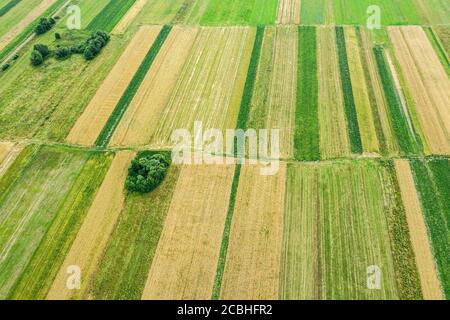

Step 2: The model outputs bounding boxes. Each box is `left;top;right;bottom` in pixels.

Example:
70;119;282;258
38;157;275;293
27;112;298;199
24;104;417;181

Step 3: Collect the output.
142;163;235;300
394;160;443;300
150;27;254;148
66;26;162;146
344;27;379;154
317;27;351;159
111;27;199;146
0;0;58;52
276;0;301;24
220;163;286;300
112;0;148;34
389;26;450;155
0;142;13;164
46;151;135;300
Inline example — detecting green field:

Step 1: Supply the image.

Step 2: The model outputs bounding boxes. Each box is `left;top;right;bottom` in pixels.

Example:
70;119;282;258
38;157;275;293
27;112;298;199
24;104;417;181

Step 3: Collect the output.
87;0;137;33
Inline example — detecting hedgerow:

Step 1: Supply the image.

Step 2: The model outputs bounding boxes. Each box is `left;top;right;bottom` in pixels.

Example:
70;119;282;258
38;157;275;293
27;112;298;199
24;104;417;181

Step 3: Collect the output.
95;25;172;147
335;27;363;154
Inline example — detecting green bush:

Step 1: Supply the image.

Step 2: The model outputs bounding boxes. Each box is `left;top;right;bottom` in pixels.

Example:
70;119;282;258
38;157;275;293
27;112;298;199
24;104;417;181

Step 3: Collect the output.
30;50;44;66
54;46;71;60
33;44;50;58
34;17;56;35
55;32;61;40
125;153;170;193
1;63;10;71
83;31;110;60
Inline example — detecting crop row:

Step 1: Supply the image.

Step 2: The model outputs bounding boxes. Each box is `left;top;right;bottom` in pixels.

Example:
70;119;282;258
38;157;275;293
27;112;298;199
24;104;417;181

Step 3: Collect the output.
0;0;21;17
87;0;137;33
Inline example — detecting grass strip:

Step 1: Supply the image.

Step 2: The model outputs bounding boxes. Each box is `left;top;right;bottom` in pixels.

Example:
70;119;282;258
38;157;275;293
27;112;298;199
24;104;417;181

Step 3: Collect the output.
171;0;195;24
95;25;172;148
8;152;113;299
87;0;137;33
410;159;449;298
0;0;21;17
355;27;387;155
0;0;67;62
384;160;423;300
372;45;421;155
424;27;450;76
335;27;363;154
295;26;320;161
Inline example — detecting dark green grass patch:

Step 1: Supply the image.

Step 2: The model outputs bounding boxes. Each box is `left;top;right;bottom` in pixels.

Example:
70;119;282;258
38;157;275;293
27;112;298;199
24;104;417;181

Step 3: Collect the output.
410;159;449;299
295;26;320;161
0;0;21;17
8;151;113;299
87;0;136;33
373;45;421;155
335;27;362;154
383;160;422;300
95;25;172;148
88;161;180;300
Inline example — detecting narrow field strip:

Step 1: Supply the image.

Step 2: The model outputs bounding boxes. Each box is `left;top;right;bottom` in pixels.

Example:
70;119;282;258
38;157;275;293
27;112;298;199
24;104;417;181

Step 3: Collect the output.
410;158;450;299
424;27;449;76
295;26;319;161
88;161;181;300
111;27;198;147
394;160;443;300
434;26;450;57
219;163;286;300
373;45;422;155
0;146;88;299
112;0;148;34
0;143;22;180
151;27;255;148
0;0;20;17
171;0;197;25
317;26;350;160
66;26;162;146
142;163;235;300
87;0;137;33
276;0;301;24
389;27;450;155
281;161;401;299
46;151;135;300
0;142;13;165
8;152;113;300
335;27;363;154
96;25;172;148
344;27;379;154
0;0;58;52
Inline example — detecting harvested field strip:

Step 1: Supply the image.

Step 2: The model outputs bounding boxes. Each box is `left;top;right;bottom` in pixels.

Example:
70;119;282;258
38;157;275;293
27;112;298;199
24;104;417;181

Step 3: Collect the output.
142;163;235;300
389;27;450;154
0;0;20;17
0;143;22;179
394;160;443;300
276;0;301;24
220;163;286;300
46;151;135;300
66;26;162;146
87;0;137;33
0;0;58;52
281;161;400;299
295;26;319;161
383;160;422;300
0;142;13;164
373;45;421;155
96;25;172;148
410;159;450;299
151;27;255;148
317;26;350;160
0;146;88;299
110;27;199;147
235;25;264;131
88;162;180;300
335;27;362;154
424;27;449;75
8;152;113;300
434;27;450;57
355;28;388;155
344;27;379;154
200;0;278;26
112;0;147;34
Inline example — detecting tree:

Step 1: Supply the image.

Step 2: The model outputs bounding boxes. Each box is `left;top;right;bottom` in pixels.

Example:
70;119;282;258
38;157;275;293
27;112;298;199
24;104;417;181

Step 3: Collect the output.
33;44;50;58
55;32;61;40
30;50;44;66
125;153;171;193
55;46;71;60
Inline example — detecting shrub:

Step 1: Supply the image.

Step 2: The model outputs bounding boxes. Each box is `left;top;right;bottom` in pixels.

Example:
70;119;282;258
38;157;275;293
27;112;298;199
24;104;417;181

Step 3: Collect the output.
55;32;61;40
12;54;19;60
70;43;86;54
34;17;56;35
54;46;71;60
1;63;10;71
125;153;171;193
33;44;50;58
82;31;110;60
30;50;44;66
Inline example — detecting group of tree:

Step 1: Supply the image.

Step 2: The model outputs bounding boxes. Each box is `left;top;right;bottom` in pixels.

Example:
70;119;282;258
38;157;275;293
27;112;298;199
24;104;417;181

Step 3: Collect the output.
30;31;110;66
125;153;171;193
34;17;56;35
